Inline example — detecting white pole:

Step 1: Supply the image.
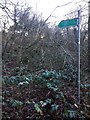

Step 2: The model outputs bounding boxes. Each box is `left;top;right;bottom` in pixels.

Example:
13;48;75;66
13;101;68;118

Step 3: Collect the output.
77;10;80;104
88;1;90;71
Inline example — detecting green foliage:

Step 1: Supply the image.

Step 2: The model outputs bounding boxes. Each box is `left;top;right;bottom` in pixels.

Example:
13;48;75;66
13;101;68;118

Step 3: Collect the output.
45;98;52;104
3;74;32;86
51;104;59;112
25;100;31;105
46;82;58;91
9;99;23;107
34;102;43;115
3;69;87;119
42;70;60;79
63;64;77;81
81;84;90;89
67;110;77;118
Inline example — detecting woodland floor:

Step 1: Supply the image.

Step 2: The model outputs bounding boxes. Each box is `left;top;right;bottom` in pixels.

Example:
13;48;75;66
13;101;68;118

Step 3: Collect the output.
2;69;90;120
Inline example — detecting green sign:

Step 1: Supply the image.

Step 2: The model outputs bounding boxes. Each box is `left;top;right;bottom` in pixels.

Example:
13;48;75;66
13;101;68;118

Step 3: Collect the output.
58;18;78;28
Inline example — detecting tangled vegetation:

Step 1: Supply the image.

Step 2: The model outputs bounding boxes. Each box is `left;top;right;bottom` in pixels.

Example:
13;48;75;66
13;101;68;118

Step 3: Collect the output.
1;1;90;119
2;67;90;120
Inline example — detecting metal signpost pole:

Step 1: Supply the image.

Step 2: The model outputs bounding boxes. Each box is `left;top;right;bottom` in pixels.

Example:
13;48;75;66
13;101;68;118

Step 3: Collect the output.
77;10;80;104
88;1;90;71
58;10;81;104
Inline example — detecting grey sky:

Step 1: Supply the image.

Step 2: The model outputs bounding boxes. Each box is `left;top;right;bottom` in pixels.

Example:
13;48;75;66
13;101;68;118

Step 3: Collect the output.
0;0;88;27
13;0;88;25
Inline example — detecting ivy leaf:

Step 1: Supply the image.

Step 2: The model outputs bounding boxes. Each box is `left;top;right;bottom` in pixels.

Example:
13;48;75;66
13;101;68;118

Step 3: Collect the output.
51;104;59;112
34;103;43;115
68;110;77;118
10;99;23;107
